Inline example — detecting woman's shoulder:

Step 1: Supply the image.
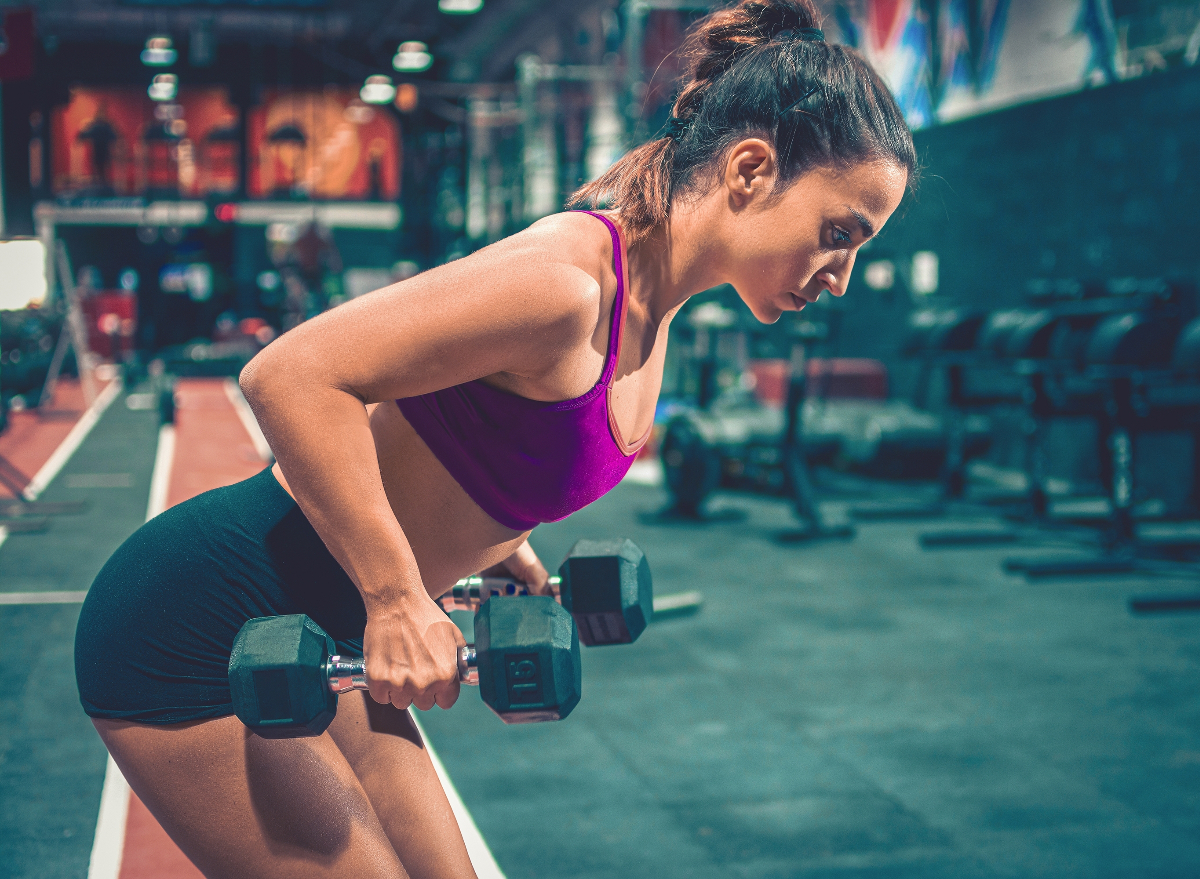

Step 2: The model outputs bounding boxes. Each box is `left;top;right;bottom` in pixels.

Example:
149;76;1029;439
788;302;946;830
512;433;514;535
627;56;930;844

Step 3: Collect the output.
439;212;613;318
510;211;621;297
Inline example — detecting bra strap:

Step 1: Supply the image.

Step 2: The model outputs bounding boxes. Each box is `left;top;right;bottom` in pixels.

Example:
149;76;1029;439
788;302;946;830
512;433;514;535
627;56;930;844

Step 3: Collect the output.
573;210;627;388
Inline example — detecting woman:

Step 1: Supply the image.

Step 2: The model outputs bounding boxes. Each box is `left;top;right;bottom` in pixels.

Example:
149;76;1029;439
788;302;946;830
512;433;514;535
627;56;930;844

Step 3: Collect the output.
75;1;916;875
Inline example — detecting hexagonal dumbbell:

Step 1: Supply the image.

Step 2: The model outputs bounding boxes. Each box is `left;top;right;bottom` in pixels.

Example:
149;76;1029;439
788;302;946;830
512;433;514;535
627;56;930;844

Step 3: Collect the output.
439;538;653;647
228;597;581;738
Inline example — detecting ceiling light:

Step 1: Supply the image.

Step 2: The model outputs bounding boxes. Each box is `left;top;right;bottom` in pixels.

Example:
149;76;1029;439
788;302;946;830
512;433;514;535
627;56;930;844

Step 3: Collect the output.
361;75;397;105
393;41;433;73
141;35;177;67
148;73;178;102
439;0;483;13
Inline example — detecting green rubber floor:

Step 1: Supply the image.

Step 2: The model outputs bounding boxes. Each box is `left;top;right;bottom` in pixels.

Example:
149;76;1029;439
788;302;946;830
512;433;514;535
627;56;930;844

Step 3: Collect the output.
0;393;160;879
420;486;1200;879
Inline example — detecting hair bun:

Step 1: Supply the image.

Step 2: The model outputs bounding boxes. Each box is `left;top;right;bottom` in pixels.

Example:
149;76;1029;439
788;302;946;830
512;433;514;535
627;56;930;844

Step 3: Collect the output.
776;27;825;43
746;0;822;43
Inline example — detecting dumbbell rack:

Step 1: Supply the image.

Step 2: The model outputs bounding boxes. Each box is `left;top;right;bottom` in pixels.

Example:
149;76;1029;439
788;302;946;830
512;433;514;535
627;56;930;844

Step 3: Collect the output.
915;287;1199;563
1003;310;1200;580
848;308;1029;523
915;306;1117;547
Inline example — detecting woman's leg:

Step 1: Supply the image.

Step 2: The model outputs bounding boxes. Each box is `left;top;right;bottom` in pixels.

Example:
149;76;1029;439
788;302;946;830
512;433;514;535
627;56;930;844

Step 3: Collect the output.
94;715;413;879
326;693;479;879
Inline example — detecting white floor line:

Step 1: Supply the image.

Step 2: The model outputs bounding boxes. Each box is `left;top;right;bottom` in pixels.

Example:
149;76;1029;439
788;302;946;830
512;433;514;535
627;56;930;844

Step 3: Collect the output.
0;378;123;551
87;419;176;879
411;714;507;879
222;378;273;463
0;590;87;605
145;425;175;523
87;755;132;879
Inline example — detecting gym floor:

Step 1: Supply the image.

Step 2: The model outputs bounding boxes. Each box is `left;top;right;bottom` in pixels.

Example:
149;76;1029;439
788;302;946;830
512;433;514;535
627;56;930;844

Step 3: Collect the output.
4;378;1199;878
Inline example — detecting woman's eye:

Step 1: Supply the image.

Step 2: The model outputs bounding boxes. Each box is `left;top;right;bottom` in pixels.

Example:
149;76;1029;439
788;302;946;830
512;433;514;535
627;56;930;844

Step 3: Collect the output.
831;226;852;246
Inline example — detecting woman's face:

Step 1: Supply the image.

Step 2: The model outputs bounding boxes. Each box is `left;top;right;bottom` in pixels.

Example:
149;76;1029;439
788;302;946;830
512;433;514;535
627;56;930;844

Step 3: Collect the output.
729;159;908;324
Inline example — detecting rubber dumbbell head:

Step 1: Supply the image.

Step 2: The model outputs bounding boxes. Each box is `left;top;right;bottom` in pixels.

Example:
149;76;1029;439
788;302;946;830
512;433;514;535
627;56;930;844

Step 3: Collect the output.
475;596;581;723
557;538;652;646
228;614;338;738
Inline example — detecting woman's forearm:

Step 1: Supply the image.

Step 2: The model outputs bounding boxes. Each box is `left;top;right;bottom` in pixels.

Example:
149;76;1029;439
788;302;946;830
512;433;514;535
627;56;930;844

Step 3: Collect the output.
240;357;422;611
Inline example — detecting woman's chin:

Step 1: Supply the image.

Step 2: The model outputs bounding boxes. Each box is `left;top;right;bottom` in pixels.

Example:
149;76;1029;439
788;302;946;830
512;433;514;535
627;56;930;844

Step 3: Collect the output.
750;303;783;325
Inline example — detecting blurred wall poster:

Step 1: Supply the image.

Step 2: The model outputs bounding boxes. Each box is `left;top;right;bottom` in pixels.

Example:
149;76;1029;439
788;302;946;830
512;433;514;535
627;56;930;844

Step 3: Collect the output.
247;90;400;200
826;0;1121;128
52;87;240;197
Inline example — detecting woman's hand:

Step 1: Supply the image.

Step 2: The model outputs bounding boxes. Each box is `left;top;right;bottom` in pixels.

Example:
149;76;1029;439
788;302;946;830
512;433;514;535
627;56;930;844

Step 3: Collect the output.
480;539;553;596
362;590;467;712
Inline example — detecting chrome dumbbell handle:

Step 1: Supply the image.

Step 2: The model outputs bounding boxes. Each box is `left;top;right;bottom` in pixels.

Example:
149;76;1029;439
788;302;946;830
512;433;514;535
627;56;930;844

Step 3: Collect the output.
327;645;479;694
438;575;562;613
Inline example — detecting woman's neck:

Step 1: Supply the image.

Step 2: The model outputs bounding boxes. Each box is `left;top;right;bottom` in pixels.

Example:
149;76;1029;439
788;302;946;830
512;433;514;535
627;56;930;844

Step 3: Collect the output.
622;200;727;326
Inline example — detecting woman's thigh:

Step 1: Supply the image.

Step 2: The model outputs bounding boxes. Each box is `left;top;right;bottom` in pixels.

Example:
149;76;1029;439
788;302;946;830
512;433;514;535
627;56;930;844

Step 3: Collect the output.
326;693;478;879
95;715;410;879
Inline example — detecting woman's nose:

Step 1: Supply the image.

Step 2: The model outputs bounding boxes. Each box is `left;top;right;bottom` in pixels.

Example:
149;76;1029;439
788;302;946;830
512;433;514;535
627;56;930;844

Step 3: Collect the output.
822;252;857;297
815;269;847;297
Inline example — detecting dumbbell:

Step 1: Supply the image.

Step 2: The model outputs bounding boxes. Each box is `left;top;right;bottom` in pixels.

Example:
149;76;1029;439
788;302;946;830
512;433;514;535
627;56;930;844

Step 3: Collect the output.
229;596;581;738
439;538;653;647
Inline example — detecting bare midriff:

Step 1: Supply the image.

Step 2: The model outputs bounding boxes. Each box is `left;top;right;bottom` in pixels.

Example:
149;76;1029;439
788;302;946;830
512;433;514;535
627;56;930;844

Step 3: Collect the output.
273;400;530;601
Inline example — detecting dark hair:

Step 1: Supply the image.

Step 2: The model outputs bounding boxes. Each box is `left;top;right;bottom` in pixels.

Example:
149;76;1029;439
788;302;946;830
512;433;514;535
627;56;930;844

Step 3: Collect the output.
569;0;918;242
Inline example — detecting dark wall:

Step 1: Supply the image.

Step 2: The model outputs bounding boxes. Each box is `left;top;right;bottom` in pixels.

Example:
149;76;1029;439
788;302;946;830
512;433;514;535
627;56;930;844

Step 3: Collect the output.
836;64;1200;396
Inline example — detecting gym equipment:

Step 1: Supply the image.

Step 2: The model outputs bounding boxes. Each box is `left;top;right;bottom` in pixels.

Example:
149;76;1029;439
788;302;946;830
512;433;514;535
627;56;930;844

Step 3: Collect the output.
650;590;704;619
918;283;1196;551
848;308;1011;522
660;312;858;538
1129;594;1200;614
915;306;1109;546
1004;308;1200;578
443;580;703;622
39;239;99;410
157;376;176;424
779;321;855;539
440;538;654;647
0;339;85;529
229;599;581;736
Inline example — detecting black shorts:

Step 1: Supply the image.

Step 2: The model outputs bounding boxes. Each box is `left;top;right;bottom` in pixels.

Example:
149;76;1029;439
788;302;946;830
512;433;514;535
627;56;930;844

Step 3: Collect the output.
75;466;366;724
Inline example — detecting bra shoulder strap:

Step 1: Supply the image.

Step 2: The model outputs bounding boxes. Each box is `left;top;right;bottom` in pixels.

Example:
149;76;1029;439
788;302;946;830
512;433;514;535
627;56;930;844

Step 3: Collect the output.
572;210;627;387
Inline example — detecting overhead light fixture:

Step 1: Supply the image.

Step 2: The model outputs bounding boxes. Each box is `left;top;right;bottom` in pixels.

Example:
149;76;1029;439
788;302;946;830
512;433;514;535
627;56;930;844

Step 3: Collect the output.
148;73;179;102
141;35;177;67
439;0;483;13
393;41;433;73
361;75;397;105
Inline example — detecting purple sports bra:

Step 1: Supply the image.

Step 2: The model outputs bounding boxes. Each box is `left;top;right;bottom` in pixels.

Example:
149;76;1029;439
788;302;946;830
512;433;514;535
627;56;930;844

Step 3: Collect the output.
395;211;650;531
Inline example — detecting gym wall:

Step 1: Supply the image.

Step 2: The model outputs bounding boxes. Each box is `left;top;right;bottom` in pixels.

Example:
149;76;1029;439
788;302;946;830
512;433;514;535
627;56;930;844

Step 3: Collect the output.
838;62;1200;399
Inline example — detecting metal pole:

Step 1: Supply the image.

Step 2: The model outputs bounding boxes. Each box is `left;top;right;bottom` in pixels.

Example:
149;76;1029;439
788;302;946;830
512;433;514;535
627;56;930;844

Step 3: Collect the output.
465;98;488;243
623;1;647;142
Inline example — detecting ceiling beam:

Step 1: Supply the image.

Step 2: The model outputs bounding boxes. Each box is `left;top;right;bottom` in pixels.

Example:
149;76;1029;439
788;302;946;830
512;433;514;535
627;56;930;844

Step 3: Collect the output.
36;7;352;43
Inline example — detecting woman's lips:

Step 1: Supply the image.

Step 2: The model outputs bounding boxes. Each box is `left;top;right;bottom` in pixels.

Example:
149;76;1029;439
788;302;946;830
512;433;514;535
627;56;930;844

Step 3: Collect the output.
790;292;807;310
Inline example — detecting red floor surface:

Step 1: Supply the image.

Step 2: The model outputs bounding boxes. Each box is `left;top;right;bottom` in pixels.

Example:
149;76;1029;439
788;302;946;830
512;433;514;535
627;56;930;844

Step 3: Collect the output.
0;378;107;498
118;378;267;879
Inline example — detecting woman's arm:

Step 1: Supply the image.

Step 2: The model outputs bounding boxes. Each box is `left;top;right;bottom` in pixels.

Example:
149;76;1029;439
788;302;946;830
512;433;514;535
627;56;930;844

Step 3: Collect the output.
480;540;552;594
240;226;602;711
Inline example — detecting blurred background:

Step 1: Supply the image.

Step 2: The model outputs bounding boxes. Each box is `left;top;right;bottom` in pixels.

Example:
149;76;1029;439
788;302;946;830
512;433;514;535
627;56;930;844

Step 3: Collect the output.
0;1;1192;379
0;1;1194;421
3;2;1200;878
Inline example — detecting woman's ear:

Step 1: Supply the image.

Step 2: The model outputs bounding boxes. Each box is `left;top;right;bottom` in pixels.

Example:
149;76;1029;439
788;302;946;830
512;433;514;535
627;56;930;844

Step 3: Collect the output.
723;138;776;209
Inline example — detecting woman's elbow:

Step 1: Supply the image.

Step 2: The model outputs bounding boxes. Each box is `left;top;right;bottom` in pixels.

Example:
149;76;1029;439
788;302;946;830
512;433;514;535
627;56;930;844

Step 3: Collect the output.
239;345;281;408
